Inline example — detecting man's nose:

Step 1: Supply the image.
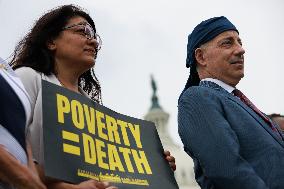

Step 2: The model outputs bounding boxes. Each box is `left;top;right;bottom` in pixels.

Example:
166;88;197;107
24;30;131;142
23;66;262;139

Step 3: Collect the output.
235;43;245;56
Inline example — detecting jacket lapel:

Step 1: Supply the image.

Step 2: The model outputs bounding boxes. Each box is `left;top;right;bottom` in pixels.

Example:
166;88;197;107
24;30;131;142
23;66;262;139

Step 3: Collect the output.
200;81;284;147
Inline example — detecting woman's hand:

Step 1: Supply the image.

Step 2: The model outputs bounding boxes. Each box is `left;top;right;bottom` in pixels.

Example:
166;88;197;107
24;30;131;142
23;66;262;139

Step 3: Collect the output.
164;150;176;171
76;180;118;189
47;179;118;189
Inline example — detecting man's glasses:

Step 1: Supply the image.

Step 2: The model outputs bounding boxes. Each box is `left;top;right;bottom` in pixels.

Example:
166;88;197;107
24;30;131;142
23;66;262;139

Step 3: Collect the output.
63;23;102;50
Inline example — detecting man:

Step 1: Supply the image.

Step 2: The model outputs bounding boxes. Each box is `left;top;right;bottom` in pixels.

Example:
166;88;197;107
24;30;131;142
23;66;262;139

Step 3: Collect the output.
178;16;284;189
0;57;46;189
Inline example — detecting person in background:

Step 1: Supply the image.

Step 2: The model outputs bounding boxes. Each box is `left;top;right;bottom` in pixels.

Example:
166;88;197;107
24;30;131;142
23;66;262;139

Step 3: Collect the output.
268;113;284;131
178;16;284;189
11;4;175;189
0;57;46;189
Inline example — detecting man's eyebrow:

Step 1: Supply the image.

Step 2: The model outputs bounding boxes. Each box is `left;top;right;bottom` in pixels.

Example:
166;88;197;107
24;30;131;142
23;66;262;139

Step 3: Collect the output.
218;36;242;44
220;36;234;41
216;36;232;45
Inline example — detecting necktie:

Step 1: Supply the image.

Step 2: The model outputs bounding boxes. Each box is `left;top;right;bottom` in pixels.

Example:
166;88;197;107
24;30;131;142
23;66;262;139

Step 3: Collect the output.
233;89;281;136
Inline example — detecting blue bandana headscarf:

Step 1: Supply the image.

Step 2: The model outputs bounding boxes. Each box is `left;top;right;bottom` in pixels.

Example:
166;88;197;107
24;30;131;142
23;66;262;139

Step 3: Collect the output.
186;16;238;68
183;16;239;95
179;16;239;101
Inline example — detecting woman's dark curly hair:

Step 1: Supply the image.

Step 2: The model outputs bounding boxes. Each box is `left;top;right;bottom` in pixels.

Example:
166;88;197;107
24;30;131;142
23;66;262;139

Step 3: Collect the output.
10;4;102;104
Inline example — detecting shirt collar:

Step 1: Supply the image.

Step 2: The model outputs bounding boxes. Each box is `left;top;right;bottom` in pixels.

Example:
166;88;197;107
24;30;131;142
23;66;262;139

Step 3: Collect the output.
201;78;235;93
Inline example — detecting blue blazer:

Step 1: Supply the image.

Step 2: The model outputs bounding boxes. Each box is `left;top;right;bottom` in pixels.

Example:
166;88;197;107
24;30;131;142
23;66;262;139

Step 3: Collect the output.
178;81;284;189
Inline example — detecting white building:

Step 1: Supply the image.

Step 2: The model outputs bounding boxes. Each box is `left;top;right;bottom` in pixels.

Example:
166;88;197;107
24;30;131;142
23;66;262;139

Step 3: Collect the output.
144;76;200;189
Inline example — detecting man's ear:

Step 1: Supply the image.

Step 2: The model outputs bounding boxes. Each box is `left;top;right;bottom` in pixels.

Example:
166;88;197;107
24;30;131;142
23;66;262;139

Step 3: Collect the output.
46;40;56;51
195;48;206;66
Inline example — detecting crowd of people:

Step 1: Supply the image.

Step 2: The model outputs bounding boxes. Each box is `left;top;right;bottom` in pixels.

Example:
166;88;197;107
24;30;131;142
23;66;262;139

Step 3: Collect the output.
0;4;283;189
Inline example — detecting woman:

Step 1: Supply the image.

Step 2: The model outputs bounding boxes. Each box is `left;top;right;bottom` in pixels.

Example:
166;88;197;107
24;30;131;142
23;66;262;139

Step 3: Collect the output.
11;4;175;189
11;4;117;189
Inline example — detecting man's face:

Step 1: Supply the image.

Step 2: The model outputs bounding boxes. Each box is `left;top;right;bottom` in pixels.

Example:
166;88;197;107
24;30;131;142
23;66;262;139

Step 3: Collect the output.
199;30;245;87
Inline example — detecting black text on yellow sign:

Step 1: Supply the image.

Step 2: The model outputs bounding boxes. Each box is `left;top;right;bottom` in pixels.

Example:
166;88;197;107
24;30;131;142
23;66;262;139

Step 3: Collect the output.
56;94;152;175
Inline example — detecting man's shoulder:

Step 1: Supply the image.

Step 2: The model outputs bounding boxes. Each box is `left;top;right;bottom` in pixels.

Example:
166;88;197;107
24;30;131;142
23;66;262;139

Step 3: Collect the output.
180;85;221;100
